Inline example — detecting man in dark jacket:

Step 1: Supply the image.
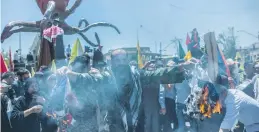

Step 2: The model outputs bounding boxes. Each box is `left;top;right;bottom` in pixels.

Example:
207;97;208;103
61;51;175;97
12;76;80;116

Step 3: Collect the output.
1;72;16;132
11;78;57;132
57;54;109;132
12;68;30;97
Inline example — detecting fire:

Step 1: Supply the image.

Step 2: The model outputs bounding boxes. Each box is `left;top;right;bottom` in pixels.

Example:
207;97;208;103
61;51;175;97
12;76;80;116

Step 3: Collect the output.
212;101;221;114
199;86;221;118
203;104;212;118
46;112;57;119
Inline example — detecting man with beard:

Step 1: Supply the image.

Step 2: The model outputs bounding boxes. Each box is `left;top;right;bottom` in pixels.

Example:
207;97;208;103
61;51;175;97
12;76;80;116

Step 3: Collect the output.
1;72;16;132
57;54;111;132
11;78;57;132
109;49;191;132
12;68;30;97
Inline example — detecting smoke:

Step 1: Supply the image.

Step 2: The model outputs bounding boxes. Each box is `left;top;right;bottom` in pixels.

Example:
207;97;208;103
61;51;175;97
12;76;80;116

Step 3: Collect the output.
184;64;210;121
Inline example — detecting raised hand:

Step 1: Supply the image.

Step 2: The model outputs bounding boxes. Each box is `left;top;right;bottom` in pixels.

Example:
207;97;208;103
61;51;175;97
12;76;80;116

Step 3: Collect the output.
31;105;43;114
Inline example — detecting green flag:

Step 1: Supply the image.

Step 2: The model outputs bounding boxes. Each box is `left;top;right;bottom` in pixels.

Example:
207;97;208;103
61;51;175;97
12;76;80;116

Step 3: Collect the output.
178;42;186;59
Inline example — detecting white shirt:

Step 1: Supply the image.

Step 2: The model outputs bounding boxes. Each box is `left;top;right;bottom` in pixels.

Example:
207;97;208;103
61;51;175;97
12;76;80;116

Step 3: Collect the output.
253;77;259;102
14;52;19;61
220;89;259;129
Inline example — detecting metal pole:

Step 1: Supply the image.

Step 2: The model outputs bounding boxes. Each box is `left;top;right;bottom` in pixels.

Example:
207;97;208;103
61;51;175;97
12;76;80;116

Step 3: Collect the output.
19;32;22;61
177;40;180;56
160;42;162;57
155;41;157;53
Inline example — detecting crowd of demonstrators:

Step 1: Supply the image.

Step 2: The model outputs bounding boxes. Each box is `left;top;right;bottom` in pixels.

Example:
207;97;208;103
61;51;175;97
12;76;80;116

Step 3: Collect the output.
2;47;259;132
1;72;16;132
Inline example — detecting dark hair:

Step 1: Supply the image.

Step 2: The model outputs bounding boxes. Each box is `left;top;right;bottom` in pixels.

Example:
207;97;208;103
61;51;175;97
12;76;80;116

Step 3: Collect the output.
93;49;106;68
1;72;15;80
71;54;91;67
16;68;30;76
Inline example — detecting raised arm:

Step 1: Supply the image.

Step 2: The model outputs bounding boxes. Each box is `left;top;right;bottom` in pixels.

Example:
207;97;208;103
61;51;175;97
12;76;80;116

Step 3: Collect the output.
142;65;185;84
66;68;110;85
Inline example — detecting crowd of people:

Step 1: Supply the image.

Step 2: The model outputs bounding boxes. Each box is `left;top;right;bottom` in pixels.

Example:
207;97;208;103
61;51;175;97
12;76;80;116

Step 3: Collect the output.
1;48;259;132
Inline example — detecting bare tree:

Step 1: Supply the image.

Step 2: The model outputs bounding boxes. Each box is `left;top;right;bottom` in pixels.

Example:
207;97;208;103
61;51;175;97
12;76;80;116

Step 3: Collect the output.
217;27;237;59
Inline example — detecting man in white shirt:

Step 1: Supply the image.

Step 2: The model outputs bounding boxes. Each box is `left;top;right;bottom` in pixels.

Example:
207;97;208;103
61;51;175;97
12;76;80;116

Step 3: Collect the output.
13;50;19;63
219;89;259;132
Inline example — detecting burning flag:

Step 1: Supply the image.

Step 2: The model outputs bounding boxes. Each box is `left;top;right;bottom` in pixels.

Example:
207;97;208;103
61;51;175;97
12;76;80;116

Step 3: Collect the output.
198;82;222;118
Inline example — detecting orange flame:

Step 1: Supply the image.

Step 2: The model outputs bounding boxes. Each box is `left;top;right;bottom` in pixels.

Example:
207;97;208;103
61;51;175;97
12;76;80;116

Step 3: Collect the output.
204;104;212;118
199;86;221;118
212;101;221;114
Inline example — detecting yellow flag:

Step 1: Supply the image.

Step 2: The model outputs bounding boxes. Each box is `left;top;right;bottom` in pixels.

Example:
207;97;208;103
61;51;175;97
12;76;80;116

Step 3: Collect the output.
137;40;144;68
239;62;245;71
184;51;192;61
31;67;35;77
235;52;241;61
69;38;84;65
51;60;57;73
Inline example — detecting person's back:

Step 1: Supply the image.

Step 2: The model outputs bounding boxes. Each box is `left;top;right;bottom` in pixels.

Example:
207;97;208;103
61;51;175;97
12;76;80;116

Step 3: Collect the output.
221;89;259;131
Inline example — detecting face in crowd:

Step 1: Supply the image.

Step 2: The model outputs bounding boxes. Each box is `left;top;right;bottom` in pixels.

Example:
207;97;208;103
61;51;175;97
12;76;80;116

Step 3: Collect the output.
111;49;132;86
71;55;91;73
24;78;39;96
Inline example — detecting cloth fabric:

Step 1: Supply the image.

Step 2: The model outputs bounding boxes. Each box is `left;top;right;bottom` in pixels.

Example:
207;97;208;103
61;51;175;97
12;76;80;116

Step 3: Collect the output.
11;95;41;132
159;84;176;109
253;77;259;102
220;89;259;130
175;80;191;104
13;52;19;61
142;77;160;132
43;25;64;43
176;103;198;132
66;47;71;55
68;71;112;132
160;98;178;132
245;123;259;132
26;54;34;62
38;38;54;70
1;94;14;132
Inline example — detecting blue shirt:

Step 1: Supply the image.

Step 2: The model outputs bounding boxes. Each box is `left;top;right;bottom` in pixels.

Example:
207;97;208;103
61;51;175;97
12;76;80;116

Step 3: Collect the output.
159;84;176;109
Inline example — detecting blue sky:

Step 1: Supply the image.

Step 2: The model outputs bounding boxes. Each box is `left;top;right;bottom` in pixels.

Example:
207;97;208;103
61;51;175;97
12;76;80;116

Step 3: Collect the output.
1;0;259;55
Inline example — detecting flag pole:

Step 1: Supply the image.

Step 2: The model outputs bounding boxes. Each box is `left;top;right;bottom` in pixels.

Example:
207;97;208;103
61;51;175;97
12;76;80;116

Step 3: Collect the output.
19;32;22;62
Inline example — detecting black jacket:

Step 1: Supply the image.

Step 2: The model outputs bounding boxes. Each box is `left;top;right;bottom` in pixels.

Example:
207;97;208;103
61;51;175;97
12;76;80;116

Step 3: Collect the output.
11;94;41;132
12;80;25;97
11;94;57;132
1;94;13;132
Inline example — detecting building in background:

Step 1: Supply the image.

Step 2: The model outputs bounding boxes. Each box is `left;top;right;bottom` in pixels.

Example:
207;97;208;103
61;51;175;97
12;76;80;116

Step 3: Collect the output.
104;47;160;65
237;42;259;62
